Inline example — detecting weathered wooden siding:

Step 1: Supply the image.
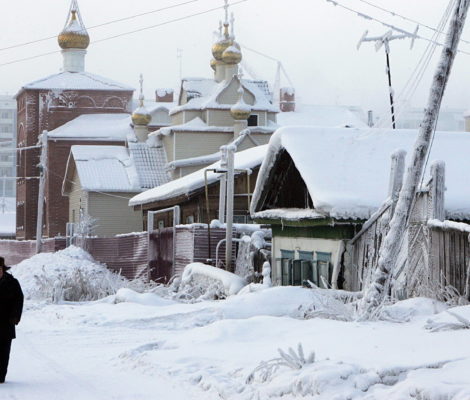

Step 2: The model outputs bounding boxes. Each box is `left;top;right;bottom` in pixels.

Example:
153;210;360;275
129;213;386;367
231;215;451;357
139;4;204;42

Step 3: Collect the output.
429;227;469;297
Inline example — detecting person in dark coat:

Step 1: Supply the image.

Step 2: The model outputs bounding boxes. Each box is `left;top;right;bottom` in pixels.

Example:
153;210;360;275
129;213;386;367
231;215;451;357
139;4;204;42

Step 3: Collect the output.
0;256;23;383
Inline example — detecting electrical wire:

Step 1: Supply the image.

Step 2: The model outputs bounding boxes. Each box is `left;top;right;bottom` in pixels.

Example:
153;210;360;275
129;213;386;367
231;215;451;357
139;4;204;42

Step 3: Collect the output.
0;0;202;52
325;0;470;55
0;0;249;69
354;0;470;47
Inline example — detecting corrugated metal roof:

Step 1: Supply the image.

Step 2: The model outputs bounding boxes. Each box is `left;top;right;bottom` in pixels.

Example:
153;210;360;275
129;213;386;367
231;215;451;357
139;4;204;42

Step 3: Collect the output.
128;142;170;189
71;146;141;192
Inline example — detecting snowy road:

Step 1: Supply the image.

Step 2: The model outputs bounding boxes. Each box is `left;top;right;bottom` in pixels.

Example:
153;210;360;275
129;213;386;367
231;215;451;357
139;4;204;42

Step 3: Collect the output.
2;288;470;399
4;304;202;400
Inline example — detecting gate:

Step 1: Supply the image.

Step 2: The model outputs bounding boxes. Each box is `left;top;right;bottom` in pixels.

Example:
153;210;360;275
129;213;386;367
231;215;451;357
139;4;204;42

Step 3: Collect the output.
147;207;180;283
148;228;174;283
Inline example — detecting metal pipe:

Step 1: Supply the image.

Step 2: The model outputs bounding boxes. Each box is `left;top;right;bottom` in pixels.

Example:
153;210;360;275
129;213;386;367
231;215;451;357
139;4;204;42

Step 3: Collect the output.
204;169;213;261
218;146;228;224
147;206;180;281
215;237;244;269
225;146;235;272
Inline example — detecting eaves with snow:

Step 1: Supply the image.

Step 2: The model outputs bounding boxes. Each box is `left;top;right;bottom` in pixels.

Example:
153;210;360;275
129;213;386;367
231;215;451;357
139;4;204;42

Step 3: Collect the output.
17;71;133;96
251;126;470;222
129;145;268;207
47;113;133;141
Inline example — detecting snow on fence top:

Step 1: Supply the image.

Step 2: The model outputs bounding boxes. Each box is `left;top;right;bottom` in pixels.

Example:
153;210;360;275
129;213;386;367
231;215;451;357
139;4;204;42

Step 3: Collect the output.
48;113;132;140
22;71;134;92
129;145;268;207
251;127;470;221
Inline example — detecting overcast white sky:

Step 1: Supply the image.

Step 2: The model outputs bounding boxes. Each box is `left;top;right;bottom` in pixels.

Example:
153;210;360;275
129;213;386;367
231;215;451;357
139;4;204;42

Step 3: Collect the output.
1;0;469;117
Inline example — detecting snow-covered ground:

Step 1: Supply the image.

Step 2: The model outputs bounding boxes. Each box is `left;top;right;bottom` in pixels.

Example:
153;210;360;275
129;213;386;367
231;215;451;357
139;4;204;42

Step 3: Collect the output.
5;251;470;399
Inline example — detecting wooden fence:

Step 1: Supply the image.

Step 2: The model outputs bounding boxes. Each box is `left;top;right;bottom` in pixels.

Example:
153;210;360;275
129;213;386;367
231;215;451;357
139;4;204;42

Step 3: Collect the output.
0;226;238;282
351;161;470;300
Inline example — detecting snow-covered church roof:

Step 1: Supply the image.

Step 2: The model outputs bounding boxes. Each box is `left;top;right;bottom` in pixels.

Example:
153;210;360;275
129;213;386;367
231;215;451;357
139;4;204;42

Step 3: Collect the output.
251;126;470;221
48;113;133;141
170;76;278;116
20;71;134;93
129;145;268;207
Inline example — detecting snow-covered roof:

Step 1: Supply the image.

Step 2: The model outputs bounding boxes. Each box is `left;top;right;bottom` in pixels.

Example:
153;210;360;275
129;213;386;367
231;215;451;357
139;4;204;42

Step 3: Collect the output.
129;145;268;207
21;71;133;92
66;146;141;193
251;127;470;221
170;76;277;116
48;113;132;140
277;104;367;128
128;139;170;189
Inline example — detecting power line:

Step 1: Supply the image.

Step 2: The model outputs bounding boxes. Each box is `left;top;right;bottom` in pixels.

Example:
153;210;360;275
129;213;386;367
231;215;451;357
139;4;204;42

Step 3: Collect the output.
325;0;470;55
354;0;470;46
0;0;249;69
0;0;202;52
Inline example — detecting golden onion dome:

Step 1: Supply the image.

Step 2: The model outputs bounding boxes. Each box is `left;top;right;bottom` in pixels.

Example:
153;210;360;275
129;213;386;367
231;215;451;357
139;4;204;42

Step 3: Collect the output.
132;103;152;126
58;10;90;50
222;43;242;65
212;37;232;61
210;58;217;71
231;101;251;121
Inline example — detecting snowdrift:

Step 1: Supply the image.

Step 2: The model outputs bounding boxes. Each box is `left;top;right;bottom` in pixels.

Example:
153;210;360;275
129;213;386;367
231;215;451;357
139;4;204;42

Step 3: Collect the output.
11;246;129;302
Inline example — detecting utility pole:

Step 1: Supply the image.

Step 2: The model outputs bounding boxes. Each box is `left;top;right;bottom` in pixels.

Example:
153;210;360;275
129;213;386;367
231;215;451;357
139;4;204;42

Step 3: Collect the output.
360;0;470;318
36;131;48;254
357;27;418;129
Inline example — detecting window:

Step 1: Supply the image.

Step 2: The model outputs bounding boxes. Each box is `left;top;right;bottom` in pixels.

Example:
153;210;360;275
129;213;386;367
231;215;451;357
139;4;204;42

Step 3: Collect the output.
186;215;195;224
247;115;258;127
1;112;10;119
279;249;332;287
316;252;332;289
158;220;165;229
280;250;295;286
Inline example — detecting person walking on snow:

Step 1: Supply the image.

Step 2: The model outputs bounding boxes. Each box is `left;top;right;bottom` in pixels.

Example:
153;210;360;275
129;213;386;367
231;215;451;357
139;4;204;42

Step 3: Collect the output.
0;256;23;384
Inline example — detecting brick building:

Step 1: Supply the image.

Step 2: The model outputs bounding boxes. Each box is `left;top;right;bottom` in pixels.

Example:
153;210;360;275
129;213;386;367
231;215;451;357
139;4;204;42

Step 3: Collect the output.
15;0;133;239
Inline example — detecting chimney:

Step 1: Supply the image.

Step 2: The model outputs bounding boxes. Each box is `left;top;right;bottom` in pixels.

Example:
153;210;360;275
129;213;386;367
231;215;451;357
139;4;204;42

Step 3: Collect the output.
156;88;174;103
280;87;295;112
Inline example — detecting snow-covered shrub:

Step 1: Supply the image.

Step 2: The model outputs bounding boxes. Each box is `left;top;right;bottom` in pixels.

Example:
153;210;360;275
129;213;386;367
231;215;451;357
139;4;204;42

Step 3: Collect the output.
12;246;143;302
246;343;315;384
176;263;246;301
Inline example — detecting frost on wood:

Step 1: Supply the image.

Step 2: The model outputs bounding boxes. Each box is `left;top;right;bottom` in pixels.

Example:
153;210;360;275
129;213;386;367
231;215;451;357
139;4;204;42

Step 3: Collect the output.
360;0;470;319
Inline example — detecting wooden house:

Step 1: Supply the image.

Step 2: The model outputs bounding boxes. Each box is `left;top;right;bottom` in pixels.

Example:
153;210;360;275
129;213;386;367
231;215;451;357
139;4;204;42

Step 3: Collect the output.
129;145;268;228
251;126;470;291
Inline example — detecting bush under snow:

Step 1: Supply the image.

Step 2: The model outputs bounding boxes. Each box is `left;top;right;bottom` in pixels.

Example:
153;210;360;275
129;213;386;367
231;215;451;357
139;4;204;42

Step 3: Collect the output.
177;263;246;301
11;246;133;302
